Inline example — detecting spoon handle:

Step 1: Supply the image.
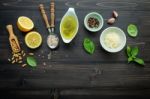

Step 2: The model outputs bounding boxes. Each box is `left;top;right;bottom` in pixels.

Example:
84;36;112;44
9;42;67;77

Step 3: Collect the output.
6;24;15;37
50;0;55;28
39;4;50;28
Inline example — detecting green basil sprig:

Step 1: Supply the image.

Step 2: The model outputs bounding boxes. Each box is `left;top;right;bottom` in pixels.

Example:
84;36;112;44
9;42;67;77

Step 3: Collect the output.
126;45;145;66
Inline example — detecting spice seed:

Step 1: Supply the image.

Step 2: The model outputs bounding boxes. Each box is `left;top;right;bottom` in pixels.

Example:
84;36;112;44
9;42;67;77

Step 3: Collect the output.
11;57;14;60
12;60;15;64
22;64;27;67
15;58;18;62
18;53;21;56
19;56;22;60
28;53;34;55
18;61;23;63
23;53;26;57
21;50;24;54
8;59;11;62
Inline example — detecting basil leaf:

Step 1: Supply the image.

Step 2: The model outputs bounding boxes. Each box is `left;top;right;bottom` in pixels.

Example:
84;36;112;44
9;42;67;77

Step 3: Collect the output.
134;58;145;65
126;45;145;66
83;38;95;54
27;56;37;67
127;24;138;37
127;46;131;57
128;57;133;63
131;46;139;57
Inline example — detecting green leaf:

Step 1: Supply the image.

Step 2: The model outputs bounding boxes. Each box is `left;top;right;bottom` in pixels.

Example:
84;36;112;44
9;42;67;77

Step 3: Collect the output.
27;56;37;67
127;45;131;57
134;58;145;65
131;46;139;57
83;38;95;54
127;24;138;37
128;57;133;63
126;45;145;66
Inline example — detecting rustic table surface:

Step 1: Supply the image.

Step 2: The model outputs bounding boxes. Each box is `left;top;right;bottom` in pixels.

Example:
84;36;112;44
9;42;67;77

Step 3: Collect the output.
0;0;150;98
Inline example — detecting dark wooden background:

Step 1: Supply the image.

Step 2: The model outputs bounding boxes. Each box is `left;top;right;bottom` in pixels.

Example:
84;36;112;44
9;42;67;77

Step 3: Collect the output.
0;0;150;98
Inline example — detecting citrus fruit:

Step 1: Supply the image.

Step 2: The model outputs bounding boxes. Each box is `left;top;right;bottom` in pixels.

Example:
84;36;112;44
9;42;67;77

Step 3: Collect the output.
25;31;42;49
127;24;138;37
17;16;34;32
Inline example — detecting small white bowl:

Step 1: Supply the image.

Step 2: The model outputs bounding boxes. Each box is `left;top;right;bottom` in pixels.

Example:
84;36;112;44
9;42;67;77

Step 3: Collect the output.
84;12;104;32
100;27;126;53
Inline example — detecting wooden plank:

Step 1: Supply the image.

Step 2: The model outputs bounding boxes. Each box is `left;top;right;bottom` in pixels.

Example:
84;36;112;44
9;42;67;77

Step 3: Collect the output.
0;0;150;97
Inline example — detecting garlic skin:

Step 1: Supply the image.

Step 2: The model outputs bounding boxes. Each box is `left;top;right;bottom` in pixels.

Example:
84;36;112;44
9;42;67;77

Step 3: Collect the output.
107;18;115;25
113;11;118;18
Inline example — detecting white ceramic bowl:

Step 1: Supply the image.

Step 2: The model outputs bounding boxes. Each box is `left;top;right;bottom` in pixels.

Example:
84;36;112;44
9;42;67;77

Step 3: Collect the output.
100;27;126;53
84;12;104;32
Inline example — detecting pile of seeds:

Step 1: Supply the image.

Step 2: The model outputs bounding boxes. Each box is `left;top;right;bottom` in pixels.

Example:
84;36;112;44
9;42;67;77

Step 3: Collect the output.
8;50;26;64
8;50;35;67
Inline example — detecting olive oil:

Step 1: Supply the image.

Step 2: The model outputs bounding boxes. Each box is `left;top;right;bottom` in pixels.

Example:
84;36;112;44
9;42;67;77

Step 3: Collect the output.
60;8;79;43
60;15;77;39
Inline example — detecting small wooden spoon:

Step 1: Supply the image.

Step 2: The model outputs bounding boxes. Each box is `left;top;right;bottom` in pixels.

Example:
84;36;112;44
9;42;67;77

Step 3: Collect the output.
6;25;21;53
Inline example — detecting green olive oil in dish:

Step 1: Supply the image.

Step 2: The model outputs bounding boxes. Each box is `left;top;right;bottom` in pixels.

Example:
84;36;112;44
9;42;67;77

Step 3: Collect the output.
60;15;77;39
60;8;79;43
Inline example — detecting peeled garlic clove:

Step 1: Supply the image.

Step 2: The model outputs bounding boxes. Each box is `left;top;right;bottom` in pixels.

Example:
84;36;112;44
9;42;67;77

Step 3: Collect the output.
107;18;115;25
113;11;118;18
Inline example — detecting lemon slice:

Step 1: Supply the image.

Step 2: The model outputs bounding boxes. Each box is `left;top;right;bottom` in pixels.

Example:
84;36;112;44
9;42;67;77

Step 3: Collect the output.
25;31;42;49
17;16;34;32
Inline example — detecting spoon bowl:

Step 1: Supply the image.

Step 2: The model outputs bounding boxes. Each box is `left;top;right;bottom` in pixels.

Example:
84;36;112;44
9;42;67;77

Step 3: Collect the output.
47;34;59;49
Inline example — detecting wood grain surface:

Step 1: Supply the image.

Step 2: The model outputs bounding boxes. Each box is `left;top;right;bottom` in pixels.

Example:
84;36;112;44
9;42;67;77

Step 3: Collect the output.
0;0;150;98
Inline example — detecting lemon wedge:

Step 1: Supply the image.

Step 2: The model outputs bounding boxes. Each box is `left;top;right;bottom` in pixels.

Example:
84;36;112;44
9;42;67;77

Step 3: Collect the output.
17;16;34;32
25;31;42;49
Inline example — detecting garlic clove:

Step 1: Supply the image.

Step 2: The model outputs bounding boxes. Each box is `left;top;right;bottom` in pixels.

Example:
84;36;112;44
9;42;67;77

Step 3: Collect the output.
107;18;115;25
113;11;118;18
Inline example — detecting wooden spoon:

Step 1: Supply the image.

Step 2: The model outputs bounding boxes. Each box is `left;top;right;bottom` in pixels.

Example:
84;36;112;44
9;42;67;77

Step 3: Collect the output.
6;25;21;53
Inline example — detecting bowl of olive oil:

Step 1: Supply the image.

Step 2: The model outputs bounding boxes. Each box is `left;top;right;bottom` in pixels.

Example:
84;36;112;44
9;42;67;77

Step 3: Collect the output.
60;8;79;43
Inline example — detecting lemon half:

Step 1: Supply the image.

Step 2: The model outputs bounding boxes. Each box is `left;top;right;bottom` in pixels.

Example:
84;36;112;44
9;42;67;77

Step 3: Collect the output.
25;31;42;49
17;16;34;32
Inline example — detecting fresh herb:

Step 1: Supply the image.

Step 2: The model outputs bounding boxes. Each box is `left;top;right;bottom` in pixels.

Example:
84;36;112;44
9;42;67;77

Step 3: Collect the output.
131;46;138;58
83;38;95;54
127;24;138;37
126;45;145;66
27;56;37;67
127;46;131;57
134;58;145;65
